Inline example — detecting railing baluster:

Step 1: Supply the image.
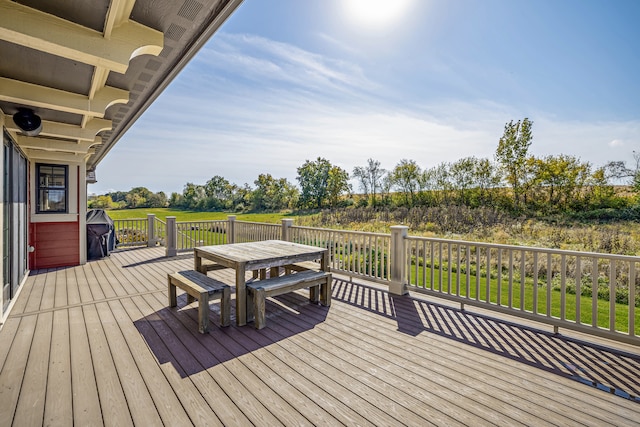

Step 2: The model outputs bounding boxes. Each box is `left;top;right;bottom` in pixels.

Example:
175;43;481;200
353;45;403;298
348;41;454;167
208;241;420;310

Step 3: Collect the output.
629;262;636;337
485;247;490;303
457;244;461;297
465;244;471;298
576;256;581;325
508;249;514;309
592;257;598;327
546;253;552;317
533;252;538;314
610;260;616;332
448;243;452;294
520;250;526;311
475;246;480;301
560;254;566;321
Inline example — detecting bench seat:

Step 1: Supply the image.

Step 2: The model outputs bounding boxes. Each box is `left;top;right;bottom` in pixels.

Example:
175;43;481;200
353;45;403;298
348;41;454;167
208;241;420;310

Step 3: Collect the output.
246;269;332;329
168;270;230;333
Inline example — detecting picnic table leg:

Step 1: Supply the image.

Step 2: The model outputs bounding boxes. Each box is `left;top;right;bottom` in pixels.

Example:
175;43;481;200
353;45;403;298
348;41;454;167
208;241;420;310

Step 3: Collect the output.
194;252;202;273
236;262;247;326
321;250;329;272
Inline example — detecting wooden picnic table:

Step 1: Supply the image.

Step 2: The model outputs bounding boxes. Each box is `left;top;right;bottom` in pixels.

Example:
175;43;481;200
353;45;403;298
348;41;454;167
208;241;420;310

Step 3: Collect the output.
194;240;329;326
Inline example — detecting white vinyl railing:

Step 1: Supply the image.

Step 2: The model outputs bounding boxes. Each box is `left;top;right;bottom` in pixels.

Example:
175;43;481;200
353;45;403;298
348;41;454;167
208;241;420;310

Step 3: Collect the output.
113;218;149;247
289;225;391;283
234;220;281;243
115;214;639;345
175;220;229;250
404;236;639;344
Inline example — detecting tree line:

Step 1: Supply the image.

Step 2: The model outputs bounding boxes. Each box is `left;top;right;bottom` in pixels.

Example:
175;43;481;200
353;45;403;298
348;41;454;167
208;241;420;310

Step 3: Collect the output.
90;118;640;218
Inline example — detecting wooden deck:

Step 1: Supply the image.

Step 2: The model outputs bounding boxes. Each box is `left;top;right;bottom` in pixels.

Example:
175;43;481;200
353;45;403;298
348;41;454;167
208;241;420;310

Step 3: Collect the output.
0;247;638;426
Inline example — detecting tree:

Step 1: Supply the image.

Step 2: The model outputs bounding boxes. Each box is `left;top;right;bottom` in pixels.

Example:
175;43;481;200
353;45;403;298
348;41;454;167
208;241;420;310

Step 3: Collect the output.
297;157;332;209
472;157;502;206
147;191;168;208
326;166;350;208
90;195;114;209
605;151;640;195
204;175;233;209
181;183;206;210
449;157;476;205
391;159;421;206
252;174;299;211
352;158;386;207
495;118;533;210
534;155;590;211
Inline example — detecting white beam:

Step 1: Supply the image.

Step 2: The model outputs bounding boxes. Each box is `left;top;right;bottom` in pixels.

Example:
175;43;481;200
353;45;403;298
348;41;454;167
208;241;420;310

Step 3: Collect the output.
16;136;97;154
24;148;85;163
104;0;137;38
0;77;128;117
0;0;163;74
6;117;111;142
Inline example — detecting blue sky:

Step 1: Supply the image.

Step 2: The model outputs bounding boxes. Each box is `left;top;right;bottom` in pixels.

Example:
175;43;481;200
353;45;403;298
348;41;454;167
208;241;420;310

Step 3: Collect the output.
89;0;640;195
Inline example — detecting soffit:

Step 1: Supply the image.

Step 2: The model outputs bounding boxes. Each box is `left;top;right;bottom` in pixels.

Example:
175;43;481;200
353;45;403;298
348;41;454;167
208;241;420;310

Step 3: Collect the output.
0;0;242;168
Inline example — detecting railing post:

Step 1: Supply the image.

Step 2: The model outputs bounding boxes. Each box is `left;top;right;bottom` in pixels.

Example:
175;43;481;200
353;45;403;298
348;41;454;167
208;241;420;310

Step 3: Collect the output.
147;214;156;247
227;215;236;244
389;225;409;295
165;216;177;257
281;218;293;241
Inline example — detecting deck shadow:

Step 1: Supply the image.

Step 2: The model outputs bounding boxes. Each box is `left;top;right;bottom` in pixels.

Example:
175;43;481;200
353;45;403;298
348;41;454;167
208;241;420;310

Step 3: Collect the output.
333;278;640;403
135;292;328;378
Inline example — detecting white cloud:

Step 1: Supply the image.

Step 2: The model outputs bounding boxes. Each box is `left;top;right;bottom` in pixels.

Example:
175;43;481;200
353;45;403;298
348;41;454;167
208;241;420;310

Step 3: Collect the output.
608;139;624;148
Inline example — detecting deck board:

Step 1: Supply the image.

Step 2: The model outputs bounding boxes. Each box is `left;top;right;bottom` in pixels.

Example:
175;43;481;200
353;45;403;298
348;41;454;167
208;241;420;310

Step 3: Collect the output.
0;247;638;427
68;306;104;426
12;311;52;426
44;309;72;426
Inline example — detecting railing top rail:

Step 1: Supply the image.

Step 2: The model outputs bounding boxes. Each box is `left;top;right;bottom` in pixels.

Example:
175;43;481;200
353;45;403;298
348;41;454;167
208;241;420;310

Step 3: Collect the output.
406;235;640;261
234;220;281;226
176;219;227;224
113;218;147;221
290;225;390;238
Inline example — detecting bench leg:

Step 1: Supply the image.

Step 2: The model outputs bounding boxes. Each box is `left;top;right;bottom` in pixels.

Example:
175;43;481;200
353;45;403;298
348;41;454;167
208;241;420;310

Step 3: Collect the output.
198;292;209;334
168;278;177;307
321;274;332;306
254;287;266;330
309;285;320;303
220;287;231;327
246;288;254;323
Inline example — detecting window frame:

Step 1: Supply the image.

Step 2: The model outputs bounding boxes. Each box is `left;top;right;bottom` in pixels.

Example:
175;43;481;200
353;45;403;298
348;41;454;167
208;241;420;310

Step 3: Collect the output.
36;163;68;214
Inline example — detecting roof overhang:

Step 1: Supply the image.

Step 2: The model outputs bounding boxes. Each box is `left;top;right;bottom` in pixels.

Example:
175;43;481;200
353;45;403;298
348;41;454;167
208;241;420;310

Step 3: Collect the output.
0;0;243;170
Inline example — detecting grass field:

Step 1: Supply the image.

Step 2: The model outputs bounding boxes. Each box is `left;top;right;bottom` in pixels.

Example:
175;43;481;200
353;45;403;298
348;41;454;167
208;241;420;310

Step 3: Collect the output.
105;208;305;223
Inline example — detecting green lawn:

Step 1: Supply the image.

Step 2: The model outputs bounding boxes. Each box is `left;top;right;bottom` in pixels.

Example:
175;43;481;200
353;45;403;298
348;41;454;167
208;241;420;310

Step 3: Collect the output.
105;207;304;223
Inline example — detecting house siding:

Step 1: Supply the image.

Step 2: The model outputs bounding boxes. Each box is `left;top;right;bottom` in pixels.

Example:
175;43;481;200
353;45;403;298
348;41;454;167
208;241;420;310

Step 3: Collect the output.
29;221;79;269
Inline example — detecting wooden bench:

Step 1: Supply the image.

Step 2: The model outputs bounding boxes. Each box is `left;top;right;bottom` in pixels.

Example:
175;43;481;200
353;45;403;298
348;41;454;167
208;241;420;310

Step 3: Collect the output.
284;260;321;274
168;270;231;333
195;259;228;274
246;270;332;329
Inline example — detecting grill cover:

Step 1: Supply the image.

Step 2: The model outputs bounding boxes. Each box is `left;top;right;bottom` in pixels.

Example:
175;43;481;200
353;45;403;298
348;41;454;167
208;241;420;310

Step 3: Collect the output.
86;209;115;259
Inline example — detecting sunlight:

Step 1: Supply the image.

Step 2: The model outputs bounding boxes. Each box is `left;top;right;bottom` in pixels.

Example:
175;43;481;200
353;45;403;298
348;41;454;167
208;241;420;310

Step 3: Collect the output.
342;0;414;29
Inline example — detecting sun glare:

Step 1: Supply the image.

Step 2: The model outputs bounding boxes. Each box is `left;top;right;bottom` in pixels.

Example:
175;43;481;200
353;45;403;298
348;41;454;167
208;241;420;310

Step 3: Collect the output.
342;0;414;29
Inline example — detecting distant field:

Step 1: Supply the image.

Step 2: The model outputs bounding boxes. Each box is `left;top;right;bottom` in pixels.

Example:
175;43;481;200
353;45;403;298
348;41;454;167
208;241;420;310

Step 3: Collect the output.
105;208;307;224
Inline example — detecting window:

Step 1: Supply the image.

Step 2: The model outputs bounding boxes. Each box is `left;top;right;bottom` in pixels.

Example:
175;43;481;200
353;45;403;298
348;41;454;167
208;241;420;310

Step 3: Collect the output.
37;164;67;213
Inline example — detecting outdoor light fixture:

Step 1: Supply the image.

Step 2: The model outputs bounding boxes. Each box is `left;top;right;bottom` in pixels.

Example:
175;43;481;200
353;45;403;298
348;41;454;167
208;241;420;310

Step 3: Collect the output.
13;108;42;136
